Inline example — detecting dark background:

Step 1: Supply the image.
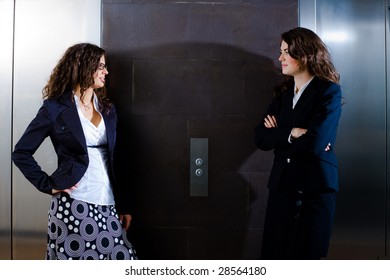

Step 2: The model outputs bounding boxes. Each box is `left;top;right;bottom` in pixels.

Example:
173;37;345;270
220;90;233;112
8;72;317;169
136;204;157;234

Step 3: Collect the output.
102;0;297;259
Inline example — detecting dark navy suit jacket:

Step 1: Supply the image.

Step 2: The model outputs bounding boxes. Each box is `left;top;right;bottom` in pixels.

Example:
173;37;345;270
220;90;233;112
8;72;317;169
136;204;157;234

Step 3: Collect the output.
255;77;342;193
12;91;130;214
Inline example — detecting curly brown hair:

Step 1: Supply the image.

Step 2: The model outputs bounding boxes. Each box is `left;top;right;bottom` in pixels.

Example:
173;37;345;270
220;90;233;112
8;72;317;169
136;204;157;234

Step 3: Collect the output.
275;27;340;96
42;43;111;111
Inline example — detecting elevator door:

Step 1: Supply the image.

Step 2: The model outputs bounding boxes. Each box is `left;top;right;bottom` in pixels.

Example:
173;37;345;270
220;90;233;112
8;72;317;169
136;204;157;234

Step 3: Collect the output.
0;0;14;260
300;0;388;259
1;0;101;260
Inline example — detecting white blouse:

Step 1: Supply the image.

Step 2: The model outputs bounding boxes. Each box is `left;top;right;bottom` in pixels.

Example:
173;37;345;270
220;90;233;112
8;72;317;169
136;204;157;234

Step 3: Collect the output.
288;77;315;143
292;77;314;109
70;94;115;205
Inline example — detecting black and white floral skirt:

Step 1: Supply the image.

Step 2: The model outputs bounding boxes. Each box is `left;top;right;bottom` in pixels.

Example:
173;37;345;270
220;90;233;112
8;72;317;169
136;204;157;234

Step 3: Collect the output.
46;193;137;260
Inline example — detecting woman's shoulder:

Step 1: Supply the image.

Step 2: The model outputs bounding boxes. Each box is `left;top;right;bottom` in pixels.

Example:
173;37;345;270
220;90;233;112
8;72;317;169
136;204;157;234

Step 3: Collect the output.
311;78;342;105
313;77;341;93
41;91;74;114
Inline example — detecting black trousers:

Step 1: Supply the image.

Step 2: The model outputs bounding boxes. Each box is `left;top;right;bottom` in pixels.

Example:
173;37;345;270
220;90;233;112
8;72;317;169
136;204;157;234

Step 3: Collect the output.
261;188;336;260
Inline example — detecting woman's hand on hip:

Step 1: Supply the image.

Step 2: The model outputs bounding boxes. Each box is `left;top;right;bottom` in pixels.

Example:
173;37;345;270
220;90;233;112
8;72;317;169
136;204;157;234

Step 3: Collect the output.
52;184;78;195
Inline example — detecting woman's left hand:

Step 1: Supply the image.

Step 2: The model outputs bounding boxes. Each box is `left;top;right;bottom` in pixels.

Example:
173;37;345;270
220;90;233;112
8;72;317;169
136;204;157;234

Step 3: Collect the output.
120;214;132;231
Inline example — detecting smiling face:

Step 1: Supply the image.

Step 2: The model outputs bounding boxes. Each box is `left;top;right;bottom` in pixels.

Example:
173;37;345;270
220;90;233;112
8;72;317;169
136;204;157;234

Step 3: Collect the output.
92;55;108;89
279;40;302;77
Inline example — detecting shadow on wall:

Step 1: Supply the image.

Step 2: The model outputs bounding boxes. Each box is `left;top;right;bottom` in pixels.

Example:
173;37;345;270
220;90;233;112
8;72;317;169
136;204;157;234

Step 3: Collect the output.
107;42;280;260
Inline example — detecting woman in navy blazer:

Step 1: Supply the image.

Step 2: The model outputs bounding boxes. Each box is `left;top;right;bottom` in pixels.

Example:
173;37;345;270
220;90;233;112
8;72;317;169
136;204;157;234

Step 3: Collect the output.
12;43;137;259
255;27;342;259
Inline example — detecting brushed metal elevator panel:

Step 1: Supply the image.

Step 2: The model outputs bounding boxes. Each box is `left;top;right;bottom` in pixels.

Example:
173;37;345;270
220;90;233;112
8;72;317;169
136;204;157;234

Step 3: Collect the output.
10;0;101;259
300;0;387;259
190;138;209;197
0;0;14;260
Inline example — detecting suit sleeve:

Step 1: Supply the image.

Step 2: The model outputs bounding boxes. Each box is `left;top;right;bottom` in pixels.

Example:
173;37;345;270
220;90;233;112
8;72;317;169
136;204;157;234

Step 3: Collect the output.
288;83;342;157
12;103;53;194
254;96;292;151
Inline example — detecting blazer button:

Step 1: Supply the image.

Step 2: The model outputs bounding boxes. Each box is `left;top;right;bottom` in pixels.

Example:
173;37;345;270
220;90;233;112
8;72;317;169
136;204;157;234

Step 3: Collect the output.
296;200;302;206
287;158;291;163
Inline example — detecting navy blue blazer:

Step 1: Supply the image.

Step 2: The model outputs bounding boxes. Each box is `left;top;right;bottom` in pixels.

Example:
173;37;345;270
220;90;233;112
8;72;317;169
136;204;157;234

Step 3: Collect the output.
12;91;130;214
255;77;342;192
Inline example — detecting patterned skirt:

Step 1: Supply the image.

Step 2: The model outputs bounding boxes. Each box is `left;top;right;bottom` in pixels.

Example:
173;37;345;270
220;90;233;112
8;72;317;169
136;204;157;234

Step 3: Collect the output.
46;193;137;260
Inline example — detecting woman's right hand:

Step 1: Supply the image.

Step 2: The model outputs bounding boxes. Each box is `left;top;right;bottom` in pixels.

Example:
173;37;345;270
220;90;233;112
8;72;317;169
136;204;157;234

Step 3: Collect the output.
52;184;78;195
291;127;307;138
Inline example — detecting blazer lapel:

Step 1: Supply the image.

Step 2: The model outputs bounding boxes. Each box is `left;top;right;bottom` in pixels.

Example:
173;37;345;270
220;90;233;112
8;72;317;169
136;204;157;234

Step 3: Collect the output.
292;77;318;114
102;109;116;152
58;92;87;152
57;91;116;153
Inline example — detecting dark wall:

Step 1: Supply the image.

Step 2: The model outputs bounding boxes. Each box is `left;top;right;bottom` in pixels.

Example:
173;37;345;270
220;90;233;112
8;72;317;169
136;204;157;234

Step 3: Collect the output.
102;0;298;259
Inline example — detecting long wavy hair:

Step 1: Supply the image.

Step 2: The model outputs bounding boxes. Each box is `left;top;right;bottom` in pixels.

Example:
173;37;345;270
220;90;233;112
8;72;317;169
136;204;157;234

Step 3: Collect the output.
274;27;340;96
42;43;112;111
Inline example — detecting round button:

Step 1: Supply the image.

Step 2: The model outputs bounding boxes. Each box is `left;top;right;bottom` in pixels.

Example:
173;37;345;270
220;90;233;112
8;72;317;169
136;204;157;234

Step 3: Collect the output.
195;158;203;166
296;200;302;206
195;168;203;176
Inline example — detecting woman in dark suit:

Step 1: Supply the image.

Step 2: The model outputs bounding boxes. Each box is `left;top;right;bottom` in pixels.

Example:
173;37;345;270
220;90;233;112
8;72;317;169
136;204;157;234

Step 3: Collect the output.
12;43;137;260
255;27;342;259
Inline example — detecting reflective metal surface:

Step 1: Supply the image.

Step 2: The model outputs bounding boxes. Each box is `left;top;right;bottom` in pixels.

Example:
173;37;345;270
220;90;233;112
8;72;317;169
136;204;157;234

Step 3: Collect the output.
300;0;387;259
0;0;14;260
386;0;390;258
4;0;101;259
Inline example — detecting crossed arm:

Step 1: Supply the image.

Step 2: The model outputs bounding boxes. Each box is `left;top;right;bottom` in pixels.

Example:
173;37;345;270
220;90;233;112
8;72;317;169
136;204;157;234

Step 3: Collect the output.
264;114;330;151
